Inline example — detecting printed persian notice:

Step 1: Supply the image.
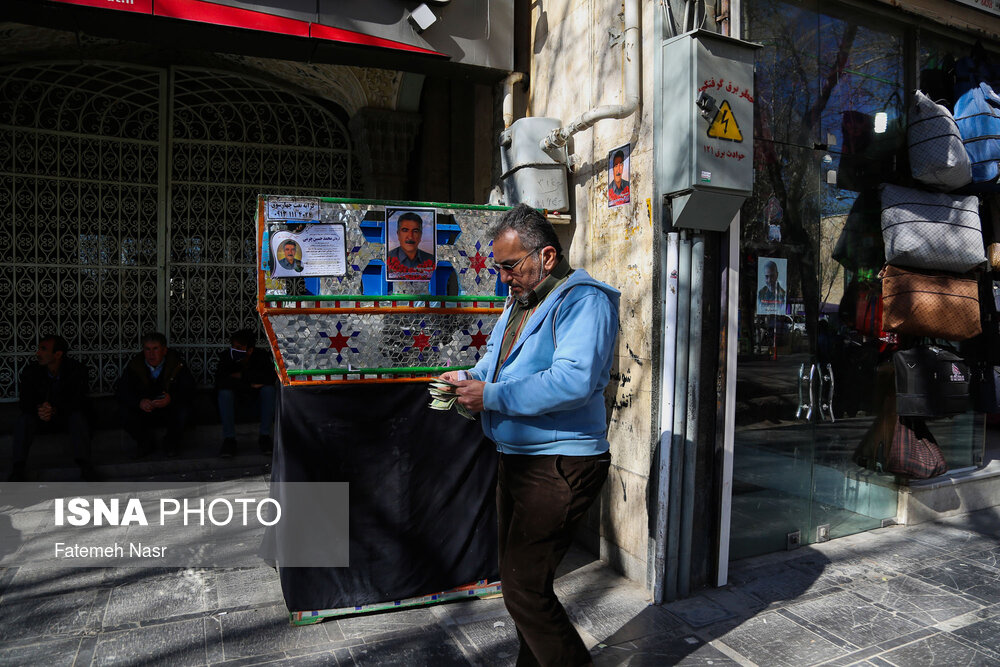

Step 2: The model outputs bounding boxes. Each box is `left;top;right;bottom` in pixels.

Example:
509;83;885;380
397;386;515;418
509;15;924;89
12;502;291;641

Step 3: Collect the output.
270;224;347;278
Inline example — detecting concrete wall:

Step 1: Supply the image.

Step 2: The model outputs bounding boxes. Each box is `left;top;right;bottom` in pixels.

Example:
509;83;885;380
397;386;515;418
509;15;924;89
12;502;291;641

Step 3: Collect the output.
527;0;658;585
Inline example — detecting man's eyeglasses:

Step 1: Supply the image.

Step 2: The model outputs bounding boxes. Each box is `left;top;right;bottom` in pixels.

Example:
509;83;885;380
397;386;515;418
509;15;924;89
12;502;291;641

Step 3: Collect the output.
492;249;538;273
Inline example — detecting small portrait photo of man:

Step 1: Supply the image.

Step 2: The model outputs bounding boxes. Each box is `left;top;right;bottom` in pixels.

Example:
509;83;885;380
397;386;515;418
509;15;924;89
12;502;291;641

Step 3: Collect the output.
756;256;788;316
386;207;436;282
608;143;631;208
271;238;304;277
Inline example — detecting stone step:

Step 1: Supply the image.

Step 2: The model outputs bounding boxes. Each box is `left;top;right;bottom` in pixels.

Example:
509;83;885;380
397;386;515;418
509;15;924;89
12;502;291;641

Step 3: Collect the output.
2;422;271;482
898;459;1000;525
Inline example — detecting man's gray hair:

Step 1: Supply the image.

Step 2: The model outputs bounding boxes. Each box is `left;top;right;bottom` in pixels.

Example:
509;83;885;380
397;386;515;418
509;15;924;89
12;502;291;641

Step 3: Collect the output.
489;204;562;256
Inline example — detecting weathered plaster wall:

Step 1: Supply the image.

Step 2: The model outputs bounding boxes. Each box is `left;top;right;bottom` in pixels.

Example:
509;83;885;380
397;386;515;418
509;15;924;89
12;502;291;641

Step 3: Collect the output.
528;0;657;585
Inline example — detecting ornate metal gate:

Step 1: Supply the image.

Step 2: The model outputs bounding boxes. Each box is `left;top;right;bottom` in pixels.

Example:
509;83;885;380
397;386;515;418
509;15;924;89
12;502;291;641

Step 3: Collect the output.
0;62;353;399
168;68;353;385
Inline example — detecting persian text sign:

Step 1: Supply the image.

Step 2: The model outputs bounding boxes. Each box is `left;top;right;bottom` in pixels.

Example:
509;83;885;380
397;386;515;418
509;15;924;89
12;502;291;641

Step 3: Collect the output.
950;0;1000;17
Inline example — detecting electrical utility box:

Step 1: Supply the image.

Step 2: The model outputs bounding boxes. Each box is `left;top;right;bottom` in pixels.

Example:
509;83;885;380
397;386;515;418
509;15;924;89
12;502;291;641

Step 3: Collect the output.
659;30;760;231
499;117;570;212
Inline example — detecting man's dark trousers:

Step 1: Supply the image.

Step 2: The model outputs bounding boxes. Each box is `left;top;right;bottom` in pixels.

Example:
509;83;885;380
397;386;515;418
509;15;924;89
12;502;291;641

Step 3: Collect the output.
121;405;191;454
498;452;610;667
12;410;90;465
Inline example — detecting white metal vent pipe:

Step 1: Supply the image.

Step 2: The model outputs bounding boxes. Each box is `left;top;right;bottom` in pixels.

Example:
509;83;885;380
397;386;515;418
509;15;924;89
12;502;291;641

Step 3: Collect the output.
540;0;640;150
502;72;526;129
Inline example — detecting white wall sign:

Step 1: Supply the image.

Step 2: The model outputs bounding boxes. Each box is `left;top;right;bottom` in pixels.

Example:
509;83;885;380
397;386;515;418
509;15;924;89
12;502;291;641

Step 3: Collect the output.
950;0;1000;17
265;197;321;222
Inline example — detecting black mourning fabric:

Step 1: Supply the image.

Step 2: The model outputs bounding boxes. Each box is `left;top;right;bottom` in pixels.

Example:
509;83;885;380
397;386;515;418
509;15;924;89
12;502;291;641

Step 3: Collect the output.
266;383;499;612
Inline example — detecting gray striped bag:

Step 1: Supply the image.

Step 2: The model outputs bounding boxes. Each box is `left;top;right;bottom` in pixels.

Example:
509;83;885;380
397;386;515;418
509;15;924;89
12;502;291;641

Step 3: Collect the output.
880;184;986;273
907;89;972;191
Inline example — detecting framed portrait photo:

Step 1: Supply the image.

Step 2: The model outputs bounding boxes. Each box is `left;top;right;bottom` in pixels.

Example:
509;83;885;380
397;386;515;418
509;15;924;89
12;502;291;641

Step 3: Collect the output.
385;207;436;282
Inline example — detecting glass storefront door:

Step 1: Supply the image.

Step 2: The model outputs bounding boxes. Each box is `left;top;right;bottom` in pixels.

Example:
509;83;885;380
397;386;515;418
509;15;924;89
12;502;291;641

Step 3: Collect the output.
731;0;984;560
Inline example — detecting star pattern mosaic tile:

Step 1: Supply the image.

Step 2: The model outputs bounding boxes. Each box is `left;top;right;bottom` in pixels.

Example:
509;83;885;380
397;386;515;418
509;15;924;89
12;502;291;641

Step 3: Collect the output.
270;312;499;372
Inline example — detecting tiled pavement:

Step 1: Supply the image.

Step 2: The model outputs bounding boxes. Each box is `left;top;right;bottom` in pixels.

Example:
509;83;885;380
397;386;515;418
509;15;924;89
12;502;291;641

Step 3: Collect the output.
2;507;1000;666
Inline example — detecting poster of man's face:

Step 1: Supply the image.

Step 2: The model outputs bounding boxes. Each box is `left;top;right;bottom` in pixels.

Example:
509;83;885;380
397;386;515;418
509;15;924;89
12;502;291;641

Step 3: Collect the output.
272;238;304;277
608;143;631;208
756;256;787;316
385;207;436;282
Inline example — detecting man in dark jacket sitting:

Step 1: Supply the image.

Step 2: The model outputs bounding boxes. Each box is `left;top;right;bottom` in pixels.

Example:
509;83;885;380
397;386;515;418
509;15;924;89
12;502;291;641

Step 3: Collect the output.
215;329;277;457
9;334;95;481
116;332;195;458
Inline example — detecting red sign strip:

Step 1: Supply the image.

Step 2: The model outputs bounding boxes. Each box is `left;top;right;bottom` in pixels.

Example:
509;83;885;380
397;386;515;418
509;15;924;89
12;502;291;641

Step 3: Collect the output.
46;0;447;56
155;0;308;37
48;0;152;14
309;22;443;55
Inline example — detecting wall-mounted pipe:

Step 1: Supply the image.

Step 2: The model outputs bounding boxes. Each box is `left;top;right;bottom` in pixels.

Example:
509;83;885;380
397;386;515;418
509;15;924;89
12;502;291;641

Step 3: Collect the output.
540;0;640;150
678;233;704;598
665;231;691;602
502;72;526;130
653;229;680;604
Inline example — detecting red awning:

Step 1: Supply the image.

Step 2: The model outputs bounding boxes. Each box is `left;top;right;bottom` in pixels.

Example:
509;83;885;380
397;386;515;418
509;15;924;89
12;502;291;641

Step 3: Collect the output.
46;0;447;57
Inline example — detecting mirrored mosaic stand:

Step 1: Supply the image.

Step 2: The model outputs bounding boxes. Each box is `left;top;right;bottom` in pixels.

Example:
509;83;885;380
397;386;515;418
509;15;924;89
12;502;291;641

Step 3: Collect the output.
257;197;511;384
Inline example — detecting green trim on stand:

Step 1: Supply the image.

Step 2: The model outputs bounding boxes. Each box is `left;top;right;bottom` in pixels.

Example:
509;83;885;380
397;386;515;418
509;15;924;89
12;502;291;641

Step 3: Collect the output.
289;580;502;625
287;365;474;376
263;196;512;212
265;294;507;303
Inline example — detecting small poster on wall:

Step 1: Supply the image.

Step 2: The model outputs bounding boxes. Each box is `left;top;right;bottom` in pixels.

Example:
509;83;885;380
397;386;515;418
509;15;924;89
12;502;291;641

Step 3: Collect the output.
756;256;788;316
270;225;347;278
608;143;631;208
385;207;436;282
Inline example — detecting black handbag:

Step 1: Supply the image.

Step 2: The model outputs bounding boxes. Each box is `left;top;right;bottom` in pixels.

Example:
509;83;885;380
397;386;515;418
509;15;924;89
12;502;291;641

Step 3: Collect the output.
894;345;970;417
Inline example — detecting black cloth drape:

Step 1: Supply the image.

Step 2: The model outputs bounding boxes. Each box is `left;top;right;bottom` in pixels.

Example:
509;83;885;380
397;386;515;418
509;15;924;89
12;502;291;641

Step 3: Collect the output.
267;383;498;612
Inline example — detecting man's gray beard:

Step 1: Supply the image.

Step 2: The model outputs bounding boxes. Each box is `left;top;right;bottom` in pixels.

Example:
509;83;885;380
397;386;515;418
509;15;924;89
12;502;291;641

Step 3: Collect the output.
514;262;548;306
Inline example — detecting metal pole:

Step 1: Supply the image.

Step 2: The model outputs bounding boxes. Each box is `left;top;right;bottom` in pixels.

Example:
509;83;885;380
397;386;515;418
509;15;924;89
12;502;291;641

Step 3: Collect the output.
653;230;680;604
679;233;705;598
716;215;740;586
666;230;691;602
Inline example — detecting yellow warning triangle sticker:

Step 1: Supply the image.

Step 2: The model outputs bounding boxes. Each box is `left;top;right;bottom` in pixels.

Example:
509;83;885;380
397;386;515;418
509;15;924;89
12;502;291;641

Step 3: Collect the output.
707;100;743;142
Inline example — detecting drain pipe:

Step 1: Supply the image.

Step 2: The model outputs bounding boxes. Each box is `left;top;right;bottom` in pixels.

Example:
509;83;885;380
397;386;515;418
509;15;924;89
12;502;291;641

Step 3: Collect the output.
540;0;640;150
502;72;526;129
665;230;691;602
678;234;704;598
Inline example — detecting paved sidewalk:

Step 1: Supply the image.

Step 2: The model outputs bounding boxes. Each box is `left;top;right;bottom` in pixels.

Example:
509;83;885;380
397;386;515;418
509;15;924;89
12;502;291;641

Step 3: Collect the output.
1;507;999;665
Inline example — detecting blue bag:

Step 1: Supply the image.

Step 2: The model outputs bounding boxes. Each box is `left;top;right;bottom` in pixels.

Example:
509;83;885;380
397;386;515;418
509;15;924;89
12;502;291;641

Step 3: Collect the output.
954;82;1000;189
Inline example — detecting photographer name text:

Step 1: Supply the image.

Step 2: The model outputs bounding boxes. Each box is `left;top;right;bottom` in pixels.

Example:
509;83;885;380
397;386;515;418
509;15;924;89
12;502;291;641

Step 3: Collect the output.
55;542;167;558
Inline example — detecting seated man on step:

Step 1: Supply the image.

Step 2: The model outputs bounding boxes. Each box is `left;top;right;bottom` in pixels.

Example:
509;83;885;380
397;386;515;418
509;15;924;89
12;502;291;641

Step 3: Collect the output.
214;329;277;457
116;331;195;458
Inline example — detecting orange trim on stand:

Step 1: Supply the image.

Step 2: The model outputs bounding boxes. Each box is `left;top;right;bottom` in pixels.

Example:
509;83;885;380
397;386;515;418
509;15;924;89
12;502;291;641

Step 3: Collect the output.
288;376;439;386
262;307;502;316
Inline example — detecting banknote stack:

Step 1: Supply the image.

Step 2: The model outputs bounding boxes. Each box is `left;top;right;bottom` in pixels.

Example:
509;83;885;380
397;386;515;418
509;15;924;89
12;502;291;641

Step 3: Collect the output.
427;377;475;420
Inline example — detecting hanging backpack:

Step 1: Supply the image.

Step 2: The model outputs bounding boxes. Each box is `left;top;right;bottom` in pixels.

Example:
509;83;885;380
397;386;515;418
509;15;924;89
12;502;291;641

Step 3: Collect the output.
894;345;970;417
907;90;972;191
954;81;1000;189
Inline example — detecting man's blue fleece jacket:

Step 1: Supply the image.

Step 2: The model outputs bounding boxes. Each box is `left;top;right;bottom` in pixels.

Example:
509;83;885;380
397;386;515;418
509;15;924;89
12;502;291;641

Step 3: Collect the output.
467;269;620;456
